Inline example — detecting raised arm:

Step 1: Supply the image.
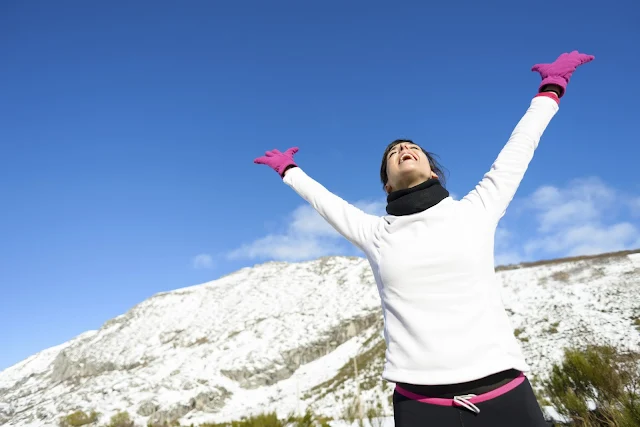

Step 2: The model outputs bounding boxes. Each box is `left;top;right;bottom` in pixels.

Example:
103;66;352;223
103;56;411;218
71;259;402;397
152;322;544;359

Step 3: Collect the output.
460;94;559;223
461;51;594;225
254;147;380;252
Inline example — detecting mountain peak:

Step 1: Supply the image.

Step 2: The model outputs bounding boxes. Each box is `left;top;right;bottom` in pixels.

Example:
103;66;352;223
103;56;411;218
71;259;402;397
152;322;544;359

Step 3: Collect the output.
1;251;639;426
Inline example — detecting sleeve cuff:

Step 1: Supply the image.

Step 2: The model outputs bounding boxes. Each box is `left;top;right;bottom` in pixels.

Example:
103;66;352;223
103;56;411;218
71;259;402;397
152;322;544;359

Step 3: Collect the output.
534;92;560;105
283;165;303;184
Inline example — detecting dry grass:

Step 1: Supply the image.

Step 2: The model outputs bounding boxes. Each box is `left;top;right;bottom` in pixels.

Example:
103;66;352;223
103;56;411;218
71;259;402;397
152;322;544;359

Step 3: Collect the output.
495;248;640;272
551;271;571;283
200;410;331;427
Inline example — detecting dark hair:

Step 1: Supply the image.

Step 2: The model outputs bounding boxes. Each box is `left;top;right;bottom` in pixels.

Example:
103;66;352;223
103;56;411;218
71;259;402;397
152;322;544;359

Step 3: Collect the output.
380;139;447;189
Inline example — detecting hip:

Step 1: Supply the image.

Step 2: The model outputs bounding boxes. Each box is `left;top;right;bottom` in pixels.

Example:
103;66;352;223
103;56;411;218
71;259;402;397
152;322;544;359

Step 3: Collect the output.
393;373;549;427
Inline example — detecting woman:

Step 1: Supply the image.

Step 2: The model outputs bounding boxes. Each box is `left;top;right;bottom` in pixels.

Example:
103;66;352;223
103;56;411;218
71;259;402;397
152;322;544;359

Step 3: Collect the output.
254;51;594;426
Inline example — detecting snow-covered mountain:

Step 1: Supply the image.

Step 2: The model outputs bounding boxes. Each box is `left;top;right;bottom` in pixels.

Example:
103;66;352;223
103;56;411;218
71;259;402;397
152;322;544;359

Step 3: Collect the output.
2;251;640;427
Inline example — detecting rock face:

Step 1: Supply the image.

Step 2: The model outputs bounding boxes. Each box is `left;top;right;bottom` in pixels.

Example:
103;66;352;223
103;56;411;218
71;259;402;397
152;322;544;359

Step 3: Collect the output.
136;400;160;417
192;389;231;412
148;402;193;426
220;311;382;389
0;256;382;427
1;251;640;427
143;388;232;425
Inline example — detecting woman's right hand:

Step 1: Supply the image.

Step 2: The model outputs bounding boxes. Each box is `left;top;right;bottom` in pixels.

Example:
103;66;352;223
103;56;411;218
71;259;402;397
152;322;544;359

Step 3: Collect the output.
254;147;299;178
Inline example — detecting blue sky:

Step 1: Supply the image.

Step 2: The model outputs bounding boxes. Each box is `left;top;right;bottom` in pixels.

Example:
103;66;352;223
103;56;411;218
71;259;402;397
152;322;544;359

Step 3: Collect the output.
1;0;639;371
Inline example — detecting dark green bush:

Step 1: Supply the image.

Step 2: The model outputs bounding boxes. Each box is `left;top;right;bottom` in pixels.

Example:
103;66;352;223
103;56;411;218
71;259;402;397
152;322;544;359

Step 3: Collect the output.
59;410;100;427
544;344;640;426
108;411;135;427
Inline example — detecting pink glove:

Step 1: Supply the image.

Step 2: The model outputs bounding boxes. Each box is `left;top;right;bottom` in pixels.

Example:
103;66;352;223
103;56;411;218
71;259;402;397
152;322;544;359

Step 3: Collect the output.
254;147;299;177
532;51;594;97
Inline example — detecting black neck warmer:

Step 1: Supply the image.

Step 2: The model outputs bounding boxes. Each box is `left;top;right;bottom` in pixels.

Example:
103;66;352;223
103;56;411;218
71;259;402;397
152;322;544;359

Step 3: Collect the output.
386;178;450;216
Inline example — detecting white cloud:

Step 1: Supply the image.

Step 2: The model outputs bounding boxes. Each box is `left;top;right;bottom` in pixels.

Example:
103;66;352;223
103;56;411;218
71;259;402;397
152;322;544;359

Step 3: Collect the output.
227;234;342;261
290;205;338;238
228;198;386;262
497;177;640;264
192;254;215;269
630;197;640;217
495;226;512;250
494;226;522;266
528;185;562;205
524;223;638;258
354;200;386;217
230;177;639;266
526;177;616;232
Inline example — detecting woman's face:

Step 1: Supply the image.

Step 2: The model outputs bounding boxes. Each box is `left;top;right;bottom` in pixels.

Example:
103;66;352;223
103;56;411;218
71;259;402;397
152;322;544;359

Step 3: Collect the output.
384;141;438;194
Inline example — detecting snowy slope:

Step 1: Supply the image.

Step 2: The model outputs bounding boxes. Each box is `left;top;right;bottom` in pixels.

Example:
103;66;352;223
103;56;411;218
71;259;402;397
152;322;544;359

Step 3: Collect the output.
1;251;639;427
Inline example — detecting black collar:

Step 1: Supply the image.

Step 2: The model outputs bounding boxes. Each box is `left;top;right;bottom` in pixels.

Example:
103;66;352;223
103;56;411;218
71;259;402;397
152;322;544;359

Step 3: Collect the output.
386;178;450;216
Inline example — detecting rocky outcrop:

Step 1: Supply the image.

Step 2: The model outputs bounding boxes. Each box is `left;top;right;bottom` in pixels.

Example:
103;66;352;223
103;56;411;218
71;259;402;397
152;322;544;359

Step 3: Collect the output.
51;350;116;382
0;402;14;426
192;388;232;413
136;400;160;417
148;402;193;426
221;311;382;388
137;387;231;423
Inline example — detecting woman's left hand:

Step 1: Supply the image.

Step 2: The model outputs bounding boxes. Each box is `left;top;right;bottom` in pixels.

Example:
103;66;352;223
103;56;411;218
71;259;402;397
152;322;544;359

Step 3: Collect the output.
532;51;594;98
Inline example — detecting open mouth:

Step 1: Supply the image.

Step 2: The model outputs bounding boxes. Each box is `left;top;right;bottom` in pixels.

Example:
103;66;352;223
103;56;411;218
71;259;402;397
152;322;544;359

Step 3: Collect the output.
399;152;417;164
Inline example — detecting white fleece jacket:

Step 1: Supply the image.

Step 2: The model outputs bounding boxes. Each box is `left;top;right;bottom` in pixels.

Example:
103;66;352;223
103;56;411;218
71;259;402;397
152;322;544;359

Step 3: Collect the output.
283;95;560;385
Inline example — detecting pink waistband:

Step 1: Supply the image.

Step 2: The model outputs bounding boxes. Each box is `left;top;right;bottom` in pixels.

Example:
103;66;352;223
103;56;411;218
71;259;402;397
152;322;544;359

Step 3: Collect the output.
394;373;526;406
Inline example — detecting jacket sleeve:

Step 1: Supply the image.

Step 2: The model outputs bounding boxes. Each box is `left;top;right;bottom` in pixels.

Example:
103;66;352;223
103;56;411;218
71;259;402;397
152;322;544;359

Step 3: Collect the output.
460;94;560;224
283;167;380;252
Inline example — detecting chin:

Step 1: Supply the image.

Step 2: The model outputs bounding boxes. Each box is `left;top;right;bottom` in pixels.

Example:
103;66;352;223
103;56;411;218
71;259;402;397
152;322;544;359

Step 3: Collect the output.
396;167;423;179
396;164;421;175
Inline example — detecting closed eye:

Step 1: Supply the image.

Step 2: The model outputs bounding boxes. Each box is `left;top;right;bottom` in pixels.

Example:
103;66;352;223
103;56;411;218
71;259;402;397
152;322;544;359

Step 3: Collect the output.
389;146;419;158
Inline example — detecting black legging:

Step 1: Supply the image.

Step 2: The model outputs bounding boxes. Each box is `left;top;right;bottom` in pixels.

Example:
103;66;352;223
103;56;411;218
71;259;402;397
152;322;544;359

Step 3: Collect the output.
393;377;551;427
